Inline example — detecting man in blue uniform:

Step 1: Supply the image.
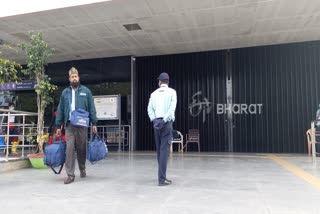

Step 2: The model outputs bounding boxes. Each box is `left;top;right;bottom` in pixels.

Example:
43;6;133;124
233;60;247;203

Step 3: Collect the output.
147;72;177;186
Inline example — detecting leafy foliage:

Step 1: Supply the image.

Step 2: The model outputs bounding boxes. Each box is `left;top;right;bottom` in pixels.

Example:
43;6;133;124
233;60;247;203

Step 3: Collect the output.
20;32;57;154
0;45;22;84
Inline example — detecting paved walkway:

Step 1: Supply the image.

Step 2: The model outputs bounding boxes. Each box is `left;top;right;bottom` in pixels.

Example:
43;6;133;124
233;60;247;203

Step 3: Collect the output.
0;152;320;214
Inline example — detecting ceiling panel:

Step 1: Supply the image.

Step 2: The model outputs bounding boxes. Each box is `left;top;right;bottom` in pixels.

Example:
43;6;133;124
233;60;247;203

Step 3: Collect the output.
0;0;319;63
276;0;311;18
213;0;235;8
102;37;127;49
296;29;320;42
146;0;214;14
253;20;274;34
139;13;194;31
271;16;308;32
66;6;95;25
304;14;320;28
212;6;237;25
42;28;76;44
253;0;278;20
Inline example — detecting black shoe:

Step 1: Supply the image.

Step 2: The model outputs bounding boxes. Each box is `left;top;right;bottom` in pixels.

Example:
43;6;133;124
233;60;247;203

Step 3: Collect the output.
64;176;75;184
159;179;172;186
80;169;86;178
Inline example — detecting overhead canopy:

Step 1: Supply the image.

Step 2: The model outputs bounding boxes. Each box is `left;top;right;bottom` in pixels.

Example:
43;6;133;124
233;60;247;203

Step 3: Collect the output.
0;0;319;64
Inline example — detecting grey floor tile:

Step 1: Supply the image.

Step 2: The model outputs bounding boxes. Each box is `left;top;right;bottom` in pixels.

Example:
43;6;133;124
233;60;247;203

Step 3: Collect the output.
1;153;320;214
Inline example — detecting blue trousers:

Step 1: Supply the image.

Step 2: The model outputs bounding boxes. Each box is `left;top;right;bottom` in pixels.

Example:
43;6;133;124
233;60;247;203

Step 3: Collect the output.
153;121;172;183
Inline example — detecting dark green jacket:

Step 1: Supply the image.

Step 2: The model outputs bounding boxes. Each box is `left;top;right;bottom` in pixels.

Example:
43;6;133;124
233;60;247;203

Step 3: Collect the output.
55;85;97;127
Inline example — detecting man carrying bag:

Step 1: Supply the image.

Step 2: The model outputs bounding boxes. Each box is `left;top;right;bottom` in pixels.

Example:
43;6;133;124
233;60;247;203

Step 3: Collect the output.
56;67;97;184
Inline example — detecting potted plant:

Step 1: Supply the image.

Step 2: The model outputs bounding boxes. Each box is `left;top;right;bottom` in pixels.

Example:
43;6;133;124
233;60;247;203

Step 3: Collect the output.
20;32;57;167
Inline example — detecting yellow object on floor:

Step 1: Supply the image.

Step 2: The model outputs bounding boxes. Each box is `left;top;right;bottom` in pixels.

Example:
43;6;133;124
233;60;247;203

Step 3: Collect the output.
11;141;19;153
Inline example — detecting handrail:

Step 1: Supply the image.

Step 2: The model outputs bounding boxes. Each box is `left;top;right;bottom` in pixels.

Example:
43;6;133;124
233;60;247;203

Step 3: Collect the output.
0;108;133;162
95;125;132;152
0;109;38;162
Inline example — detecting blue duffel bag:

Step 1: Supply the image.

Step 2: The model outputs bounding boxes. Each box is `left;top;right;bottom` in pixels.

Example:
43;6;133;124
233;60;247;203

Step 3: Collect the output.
87;133;108;164
44;137;66;174
70;109;89;127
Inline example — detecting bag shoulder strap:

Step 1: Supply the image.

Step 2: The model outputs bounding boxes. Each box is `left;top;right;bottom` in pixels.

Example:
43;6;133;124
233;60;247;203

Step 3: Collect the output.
68;88;72;110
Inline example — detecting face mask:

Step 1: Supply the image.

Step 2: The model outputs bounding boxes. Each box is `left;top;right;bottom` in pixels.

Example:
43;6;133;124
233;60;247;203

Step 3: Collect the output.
71;81;80;88
9;107;14;110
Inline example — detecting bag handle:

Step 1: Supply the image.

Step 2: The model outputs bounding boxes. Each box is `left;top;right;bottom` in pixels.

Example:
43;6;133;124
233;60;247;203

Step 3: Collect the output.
51;165;64;174
53;134;62;142
91;132;101;141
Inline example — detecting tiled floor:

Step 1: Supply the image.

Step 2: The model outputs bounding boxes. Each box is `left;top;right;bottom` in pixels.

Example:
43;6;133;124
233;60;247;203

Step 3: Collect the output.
0;152;320;214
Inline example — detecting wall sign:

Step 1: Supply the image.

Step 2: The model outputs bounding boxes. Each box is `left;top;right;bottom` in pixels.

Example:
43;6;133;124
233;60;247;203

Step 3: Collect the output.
94;95;119;120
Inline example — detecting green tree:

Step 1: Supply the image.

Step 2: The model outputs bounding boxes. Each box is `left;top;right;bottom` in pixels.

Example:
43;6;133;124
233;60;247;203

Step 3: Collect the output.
20;32;57;154
0;45;22;84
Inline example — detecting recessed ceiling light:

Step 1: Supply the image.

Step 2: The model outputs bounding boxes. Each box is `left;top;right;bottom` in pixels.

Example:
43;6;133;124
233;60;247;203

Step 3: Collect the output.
123;23;142;31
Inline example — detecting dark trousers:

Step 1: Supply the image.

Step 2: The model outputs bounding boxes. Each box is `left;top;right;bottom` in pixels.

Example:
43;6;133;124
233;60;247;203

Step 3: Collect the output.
316;127;320;153
65;125;88;177
316;126;320;142
154;121;172;183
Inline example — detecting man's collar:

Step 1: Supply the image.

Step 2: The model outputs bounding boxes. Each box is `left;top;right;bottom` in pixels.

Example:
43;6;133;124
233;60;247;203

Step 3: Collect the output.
160;84;168;88
70;85;81;90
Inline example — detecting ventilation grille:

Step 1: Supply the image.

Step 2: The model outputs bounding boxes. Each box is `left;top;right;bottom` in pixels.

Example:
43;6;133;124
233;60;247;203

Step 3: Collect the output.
123;23;142;31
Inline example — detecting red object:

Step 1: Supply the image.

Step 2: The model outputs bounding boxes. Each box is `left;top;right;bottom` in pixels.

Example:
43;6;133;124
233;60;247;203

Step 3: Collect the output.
9;122;14;130
48;135;66;145
27;153;44;158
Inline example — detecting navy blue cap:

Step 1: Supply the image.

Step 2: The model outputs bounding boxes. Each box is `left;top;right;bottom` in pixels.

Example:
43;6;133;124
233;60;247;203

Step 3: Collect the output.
158;72;169;81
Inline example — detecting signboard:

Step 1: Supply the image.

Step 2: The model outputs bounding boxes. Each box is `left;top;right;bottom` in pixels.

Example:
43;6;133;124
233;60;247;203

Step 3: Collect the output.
16;82;35;90
94;95;119;120
0;83;16;91
0;81;35;91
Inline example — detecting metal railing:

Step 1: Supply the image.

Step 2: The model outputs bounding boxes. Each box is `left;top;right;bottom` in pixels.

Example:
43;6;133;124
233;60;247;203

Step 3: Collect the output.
0;109;38;162
95;125;132;152
0;109;133;162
